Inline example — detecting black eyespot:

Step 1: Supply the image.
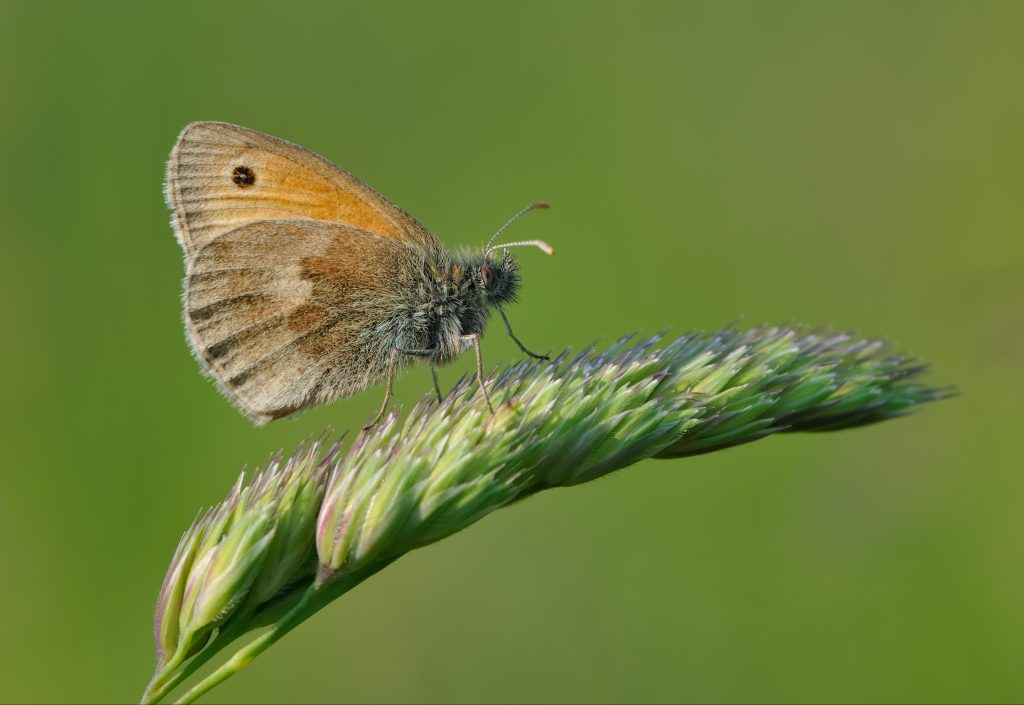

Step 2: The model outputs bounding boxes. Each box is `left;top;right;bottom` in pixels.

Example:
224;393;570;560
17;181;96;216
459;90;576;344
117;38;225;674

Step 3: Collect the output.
232;165;256;188
480;264;497;290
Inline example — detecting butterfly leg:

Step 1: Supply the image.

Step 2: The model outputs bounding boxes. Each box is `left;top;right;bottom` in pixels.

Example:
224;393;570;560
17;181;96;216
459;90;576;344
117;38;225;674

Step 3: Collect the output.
497;305;549;361
363;363;396;431
431;365;444;404
396;347;444;404
462;333;495;414
396;347;435;356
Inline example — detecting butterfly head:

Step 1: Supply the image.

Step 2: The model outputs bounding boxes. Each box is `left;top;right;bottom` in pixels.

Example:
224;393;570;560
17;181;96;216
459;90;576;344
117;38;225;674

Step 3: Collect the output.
476;201;554;307
420;202;554;363
475;249;521;307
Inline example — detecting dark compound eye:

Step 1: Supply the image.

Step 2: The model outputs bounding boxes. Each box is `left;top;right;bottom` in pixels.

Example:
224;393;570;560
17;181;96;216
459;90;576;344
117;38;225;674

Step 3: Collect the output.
480;264;497;290
231;165;256;188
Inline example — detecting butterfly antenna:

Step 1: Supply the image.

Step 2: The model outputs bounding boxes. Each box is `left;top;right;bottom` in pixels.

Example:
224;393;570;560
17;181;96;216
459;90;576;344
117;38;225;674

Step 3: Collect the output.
488;239;555;256
486;201;554;255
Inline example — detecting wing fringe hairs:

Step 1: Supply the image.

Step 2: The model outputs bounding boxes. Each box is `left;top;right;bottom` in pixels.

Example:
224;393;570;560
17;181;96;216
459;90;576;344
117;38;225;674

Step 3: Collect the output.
142;325;952;704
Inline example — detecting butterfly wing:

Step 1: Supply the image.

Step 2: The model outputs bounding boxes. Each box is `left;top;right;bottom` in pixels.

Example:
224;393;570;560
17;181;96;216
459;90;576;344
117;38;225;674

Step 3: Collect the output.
185;219;420;423
165;121;439;257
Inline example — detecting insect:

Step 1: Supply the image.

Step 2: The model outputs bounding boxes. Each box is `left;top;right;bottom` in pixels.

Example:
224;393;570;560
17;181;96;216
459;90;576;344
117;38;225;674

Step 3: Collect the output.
164;122;553;429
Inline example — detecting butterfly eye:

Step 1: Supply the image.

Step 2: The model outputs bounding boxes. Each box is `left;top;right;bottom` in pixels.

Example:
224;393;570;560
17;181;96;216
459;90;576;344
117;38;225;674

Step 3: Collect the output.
480;265;497;290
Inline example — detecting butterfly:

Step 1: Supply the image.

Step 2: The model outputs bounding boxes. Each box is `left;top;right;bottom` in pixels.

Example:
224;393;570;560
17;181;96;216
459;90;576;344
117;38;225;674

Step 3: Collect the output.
164;122;552;428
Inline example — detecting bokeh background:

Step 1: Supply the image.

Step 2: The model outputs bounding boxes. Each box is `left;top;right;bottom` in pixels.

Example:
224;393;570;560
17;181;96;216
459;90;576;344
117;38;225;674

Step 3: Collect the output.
1;2;1021;703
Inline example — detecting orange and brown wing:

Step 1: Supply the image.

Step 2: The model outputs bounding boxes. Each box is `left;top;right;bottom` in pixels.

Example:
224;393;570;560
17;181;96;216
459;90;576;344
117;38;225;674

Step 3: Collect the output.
165;121;439;257
185;219;417;423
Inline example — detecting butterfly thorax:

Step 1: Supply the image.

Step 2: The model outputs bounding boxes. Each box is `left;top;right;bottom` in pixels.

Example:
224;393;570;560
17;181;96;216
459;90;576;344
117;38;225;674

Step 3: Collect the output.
409;249;520;365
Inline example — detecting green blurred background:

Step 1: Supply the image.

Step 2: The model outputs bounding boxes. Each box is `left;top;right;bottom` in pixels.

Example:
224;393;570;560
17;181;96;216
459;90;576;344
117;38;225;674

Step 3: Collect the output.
1;1;1021;702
